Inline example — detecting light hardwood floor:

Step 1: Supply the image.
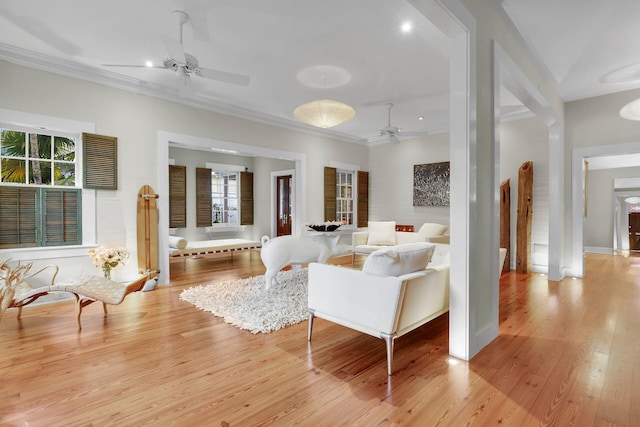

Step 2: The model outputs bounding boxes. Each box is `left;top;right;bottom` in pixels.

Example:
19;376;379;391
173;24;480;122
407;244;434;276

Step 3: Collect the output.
1;252;639;426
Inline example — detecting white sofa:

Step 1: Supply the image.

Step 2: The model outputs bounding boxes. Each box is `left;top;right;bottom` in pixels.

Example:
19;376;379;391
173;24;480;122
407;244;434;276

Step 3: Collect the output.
351;221;448;264
308;242;450;375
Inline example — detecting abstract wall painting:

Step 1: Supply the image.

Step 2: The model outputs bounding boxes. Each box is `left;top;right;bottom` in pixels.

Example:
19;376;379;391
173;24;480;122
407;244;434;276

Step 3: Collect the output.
413;161;450;207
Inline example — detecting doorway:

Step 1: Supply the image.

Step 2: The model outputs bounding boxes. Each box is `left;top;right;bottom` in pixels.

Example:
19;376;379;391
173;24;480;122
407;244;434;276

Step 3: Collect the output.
276;174;292;236
629;212;640;251
271;169;296;238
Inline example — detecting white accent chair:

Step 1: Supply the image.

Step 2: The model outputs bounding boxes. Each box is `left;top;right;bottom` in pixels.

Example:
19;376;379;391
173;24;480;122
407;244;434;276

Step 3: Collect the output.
351;221;448;264
308;242;450;375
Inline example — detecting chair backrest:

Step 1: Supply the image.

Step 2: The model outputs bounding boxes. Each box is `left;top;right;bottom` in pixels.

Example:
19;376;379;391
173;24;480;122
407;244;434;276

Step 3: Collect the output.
428;243;450;267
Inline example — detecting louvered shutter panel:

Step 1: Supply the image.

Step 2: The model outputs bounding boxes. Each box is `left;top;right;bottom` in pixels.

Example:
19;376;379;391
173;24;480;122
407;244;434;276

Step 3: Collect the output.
240;171;254;225
41;188;81;246
357;171;369;228
83;132;117;189
0;186;38;248
169;165;187;228
196;167;212;227
324;166;337;222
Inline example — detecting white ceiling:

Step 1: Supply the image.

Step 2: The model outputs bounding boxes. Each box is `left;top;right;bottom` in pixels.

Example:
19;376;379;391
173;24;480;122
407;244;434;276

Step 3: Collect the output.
500;0;640;101
0;0;452;144
1;1;640;145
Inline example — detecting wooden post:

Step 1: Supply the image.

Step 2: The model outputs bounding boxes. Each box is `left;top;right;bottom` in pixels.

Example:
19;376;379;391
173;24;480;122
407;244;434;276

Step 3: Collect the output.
516;162;533;274
500;179;510;273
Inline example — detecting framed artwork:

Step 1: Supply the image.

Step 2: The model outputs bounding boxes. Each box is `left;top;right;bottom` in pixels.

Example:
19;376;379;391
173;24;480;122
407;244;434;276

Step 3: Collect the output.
413;161;450;207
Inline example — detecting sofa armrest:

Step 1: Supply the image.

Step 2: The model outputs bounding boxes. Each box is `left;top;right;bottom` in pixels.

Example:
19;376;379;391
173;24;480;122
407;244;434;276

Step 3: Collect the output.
308;263;404;336
352;231;369;246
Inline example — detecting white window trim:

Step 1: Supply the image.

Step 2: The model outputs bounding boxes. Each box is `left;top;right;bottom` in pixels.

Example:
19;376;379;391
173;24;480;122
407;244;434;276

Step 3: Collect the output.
0;108;96;261
206;162;243;226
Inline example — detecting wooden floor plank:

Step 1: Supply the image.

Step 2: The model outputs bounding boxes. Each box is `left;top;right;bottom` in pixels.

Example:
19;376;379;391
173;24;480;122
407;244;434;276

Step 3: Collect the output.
1;252;638;426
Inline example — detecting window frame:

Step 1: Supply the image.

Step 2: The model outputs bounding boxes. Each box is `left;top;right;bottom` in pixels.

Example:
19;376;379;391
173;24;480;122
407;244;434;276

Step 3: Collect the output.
0;108;96;261
336;169;356;226
211;170;239;225
205;162;245;227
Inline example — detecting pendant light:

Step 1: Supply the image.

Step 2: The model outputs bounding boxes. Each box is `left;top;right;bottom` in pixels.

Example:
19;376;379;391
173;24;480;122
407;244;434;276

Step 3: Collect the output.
293;78;355;128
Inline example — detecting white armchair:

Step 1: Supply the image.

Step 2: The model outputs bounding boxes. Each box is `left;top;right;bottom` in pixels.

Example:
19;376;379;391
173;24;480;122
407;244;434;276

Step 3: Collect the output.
308;242;450;375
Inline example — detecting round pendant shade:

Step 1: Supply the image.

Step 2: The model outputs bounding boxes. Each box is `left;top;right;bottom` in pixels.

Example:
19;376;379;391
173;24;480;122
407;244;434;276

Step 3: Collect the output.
293;99;355;128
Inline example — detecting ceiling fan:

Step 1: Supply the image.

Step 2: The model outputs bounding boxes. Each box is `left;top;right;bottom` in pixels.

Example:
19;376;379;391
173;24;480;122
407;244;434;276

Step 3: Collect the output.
102;10;250;96
378;103;402;143
354;103;432;145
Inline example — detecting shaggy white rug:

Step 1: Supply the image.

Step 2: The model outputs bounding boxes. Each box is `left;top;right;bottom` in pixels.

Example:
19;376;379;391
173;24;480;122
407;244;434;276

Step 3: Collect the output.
179;269;308;334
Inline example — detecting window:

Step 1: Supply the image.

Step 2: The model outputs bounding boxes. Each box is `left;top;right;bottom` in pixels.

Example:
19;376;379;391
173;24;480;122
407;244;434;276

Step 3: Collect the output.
1;129;76;186
325;166;368;227
211;171;238;224
336;170;355;225
0;127;81;248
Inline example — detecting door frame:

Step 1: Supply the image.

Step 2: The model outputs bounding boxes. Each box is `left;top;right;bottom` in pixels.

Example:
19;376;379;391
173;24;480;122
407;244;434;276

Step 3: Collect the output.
271;169;296;238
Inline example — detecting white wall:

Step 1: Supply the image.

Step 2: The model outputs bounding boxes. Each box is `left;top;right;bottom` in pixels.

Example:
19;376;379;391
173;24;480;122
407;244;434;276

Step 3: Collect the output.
499;117;549;271
168;147;294;242
585;167;640;251
368;132;450;229
0;60;368;284
565;88;640;270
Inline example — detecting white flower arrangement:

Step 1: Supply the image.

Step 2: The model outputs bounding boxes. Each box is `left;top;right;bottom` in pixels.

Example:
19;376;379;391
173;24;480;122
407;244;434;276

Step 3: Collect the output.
88;246;129;279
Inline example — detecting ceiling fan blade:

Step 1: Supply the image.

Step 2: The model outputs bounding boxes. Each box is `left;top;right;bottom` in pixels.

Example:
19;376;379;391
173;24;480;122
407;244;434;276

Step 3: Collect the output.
102;64;167;69
161;35;186;64
197;67;250;86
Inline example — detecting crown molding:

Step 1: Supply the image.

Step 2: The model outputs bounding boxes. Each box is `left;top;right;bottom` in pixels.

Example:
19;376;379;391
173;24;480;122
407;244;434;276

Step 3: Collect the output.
0;43;357;143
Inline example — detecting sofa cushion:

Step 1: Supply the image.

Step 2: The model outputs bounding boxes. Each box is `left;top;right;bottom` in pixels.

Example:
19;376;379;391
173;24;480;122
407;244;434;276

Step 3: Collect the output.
363;242;435;277
367;221;397;245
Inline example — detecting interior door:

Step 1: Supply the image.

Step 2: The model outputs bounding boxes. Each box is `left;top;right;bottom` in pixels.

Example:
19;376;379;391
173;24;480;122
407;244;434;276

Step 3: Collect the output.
276;175;292;236
629;213;640;251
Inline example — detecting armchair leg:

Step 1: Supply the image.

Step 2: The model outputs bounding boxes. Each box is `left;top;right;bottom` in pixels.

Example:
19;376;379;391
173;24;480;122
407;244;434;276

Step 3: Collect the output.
381;333;396;376
308;310;315;341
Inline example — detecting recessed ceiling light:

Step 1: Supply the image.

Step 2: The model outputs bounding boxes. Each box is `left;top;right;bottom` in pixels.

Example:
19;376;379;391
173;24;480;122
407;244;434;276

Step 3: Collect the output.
401;22;412;33
418;116;424;121
145;60;154;67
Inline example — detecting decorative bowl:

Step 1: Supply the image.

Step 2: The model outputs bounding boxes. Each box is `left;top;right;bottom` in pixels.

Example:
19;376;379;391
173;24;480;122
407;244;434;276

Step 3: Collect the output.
307;223;342;232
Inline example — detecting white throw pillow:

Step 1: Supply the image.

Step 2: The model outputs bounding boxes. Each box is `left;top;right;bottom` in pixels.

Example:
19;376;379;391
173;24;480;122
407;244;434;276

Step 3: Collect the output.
168;235;188;249
363;242;435;277
367;221;397;245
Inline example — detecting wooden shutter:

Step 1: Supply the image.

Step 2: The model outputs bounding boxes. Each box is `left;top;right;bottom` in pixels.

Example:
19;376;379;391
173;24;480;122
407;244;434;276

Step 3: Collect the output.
196;167;212;227
0;186;38;248
169;165;187;228
41;188;82;246
357;170;369;228
324;166;337;222
83;132;118;190
240;171;254;225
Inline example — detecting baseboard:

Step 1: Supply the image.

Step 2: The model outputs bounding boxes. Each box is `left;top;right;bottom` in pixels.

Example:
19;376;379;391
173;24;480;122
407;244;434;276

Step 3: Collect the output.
584;246;613;254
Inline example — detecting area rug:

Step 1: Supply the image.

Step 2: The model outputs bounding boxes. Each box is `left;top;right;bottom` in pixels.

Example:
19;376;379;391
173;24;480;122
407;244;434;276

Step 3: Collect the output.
179;269;308;334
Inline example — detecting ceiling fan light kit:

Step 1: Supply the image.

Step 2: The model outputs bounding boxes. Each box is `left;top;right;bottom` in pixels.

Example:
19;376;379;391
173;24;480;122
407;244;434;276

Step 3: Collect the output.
293;99;356;128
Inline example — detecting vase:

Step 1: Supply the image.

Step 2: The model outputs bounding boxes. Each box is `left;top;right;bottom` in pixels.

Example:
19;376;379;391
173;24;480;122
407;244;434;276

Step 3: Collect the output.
103;267;111;280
